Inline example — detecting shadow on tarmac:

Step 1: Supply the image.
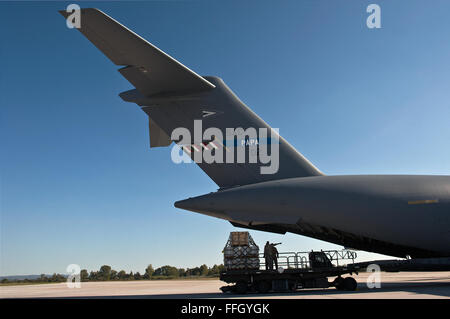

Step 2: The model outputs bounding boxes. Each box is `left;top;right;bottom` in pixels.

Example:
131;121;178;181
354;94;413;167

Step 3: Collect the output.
53;280;450;299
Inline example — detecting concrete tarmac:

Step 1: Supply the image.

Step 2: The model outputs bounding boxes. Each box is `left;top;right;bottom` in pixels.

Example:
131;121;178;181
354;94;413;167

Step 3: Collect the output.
1;272;449;299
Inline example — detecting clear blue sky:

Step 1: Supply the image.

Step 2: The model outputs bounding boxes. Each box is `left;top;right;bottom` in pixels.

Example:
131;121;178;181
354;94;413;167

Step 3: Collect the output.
1;0;450;276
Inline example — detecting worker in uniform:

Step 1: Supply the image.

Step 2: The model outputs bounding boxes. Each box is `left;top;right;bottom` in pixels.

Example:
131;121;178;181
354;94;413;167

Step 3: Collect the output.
271;243;280;270
264;241;274;270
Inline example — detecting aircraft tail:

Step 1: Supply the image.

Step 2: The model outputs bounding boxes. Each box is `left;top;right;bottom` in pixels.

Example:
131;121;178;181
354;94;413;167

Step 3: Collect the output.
60;8;323;188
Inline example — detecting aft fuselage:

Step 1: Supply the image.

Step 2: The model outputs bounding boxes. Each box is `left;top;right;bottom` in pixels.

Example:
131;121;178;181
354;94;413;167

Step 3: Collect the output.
175;175;450;258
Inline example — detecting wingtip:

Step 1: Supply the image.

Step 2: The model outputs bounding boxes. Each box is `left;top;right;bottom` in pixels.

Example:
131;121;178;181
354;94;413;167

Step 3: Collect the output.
58;10;68;18
58;7;103;18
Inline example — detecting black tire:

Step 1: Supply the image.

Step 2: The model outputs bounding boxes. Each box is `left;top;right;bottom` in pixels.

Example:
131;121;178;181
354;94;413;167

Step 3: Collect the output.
256;280;271;294
235;280;248;294
343;277;357;291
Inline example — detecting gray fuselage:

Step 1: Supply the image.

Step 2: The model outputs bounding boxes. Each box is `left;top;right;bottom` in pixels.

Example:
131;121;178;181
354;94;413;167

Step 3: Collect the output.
175;175;450;258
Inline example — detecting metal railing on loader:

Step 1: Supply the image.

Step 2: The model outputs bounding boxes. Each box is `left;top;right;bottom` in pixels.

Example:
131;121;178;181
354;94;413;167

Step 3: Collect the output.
259;249;358;270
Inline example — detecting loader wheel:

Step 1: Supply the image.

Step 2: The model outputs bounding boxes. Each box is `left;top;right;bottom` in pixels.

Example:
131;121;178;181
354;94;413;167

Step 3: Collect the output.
288;280;297;292
343;277;357;291
256;280;271;294
235;280;248;294
333;277;344;290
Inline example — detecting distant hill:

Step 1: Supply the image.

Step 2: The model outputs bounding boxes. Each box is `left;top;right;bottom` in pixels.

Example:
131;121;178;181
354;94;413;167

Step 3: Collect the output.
0;274;67;281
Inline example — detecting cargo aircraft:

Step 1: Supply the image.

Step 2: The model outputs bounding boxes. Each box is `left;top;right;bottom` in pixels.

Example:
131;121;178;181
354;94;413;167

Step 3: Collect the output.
60;8;450;261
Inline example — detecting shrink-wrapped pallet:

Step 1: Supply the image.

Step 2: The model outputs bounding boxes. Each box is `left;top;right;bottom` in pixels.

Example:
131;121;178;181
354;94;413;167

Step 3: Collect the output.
223;232;260;270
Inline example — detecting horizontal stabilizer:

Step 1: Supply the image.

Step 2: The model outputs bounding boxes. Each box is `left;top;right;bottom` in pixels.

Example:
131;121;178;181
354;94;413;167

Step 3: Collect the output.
59;8;215;96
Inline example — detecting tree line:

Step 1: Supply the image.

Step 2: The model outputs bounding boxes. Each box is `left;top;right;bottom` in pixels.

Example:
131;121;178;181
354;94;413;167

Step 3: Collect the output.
0;264;226;284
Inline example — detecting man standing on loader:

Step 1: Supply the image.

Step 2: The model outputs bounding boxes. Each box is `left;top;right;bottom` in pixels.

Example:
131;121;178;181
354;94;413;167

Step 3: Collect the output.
264;241;274;270
272;243;280;270
264;241;281;270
